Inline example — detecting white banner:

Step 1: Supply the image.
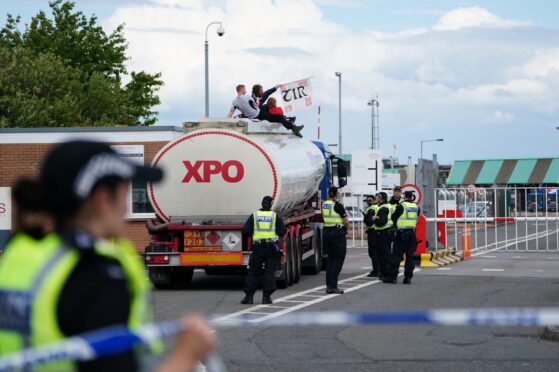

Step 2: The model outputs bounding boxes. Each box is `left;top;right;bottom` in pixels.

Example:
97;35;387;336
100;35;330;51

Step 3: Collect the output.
279;78;313;113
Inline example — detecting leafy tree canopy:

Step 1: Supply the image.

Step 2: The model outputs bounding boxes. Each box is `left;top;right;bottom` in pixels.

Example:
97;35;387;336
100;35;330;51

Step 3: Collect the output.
0;1;163;127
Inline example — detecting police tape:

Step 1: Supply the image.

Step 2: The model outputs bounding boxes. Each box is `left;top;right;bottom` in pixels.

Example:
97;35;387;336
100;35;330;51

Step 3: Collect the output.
1;308;559;371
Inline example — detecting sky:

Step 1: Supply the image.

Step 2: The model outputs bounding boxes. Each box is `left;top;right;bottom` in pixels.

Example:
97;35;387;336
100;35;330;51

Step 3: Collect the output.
1;0;559;164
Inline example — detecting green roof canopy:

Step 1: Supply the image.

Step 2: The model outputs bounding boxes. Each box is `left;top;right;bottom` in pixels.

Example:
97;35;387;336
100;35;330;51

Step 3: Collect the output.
447;158;559;186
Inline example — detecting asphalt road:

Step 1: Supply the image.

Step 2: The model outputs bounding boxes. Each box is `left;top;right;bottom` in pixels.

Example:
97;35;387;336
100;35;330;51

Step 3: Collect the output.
152;245;559;372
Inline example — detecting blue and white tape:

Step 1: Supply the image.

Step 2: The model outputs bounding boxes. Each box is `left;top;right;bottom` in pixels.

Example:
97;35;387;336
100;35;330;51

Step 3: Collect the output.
1;308;558;371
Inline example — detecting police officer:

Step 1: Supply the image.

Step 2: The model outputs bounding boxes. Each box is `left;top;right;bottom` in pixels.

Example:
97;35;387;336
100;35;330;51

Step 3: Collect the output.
0;141;216;371
322;187;349;294
241;196;287;305
391;190;420;284
389;186;403;206
363;194;380;277
371;192;396;283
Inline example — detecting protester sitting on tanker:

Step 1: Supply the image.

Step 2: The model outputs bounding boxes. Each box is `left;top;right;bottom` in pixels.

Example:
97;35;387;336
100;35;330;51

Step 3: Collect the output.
0;140;216;372
252;84;277;108
266;97;285;115
227;84;304;137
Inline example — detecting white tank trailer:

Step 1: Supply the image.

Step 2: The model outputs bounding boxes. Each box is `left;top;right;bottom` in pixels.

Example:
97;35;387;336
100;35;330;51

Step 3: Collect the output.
148;119;325;222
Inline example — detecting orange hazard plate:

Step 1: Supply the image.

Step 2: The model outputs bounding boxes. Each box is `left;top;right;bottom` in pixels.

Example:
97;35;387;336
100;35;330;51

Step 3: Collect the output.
180;252;243;266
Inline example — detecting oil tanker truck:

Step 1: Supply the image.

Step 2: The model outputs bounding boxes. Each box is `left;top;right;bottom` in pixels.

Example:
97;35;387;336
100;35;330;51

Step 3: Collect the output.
144;118;347;289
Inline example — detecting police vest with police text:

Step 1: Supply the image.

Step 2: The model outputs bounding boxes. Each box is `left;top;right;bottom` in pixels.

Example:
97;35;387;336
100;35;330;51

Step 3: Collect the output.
322;200;343;227
397;201;419;229
253;211;278;241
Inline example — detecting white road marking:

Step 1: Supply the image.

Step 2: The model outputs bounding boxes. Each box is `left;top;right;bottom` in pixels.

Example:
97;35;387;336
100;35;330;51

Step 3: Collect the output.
482;269;505;272
471;228;559;257
360;267;372;270
437;268;452;271
213;269;419;324
483;255;497;258
512;256;523;259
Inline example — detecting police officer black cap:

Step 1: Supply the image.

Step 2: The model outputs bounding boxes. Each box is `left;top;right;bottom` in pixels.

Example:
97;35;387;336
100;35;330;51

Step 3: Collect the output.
393;186;402;191
377;191;388;201
404;190;415;198
328;186;338;197
262;196;274;205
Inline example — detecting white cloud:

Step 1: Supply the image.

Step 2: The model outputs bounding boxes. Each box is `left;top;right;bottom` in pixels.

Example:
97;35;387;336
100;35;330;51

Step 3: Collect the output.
483;110;516;124
433;6;530;31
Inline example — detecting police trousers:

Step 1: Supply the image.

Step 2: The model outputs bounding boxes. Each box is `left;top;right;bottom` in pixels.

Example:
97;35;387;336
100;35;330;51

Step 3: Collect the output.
244;242;279;297
323;228;347;289
372;229;393;278
366;230;380;274
391;229;417;279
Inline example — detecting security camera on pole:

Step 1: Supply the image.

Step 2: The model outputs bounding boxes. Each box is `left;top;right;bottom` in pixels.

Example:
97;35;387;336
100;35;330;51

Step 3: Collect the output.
204;22;225;118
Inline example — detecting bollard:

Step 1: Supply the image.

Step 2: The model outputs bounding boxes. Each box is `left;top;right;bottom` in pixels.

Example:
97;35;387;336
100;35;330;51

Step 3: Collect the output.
461;225;471;260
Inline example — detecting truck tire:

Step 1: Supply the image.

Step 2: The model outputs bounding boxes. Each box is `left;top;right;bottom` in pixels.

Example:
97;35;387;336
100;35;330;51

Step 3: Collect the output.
293;232;302;284
303;233;322;275
276;236;293;289
171;267;194;289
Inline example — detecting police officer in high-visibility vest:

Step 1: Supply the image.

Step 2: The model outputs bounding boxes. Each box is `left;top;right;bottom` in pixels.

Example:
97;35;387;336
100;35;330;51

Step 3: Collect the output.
371;192;396;283
241;196;288;305
0;141;216;371
390;190;421;284
322;187;349;294
363;194;380;277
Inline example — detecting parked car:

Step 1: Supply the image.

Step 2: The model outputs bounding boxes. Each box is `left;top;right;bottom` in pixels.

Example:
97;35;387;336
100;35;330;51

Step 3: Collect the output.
345;206;364;222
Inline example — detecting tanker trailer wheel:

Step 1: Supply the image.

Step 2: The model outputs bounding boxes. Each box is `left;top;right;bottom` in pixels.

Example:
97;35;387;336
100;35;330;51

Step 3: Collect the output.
293;232;302;284
276;235;293;289
303;232;322;275
170;267;194;289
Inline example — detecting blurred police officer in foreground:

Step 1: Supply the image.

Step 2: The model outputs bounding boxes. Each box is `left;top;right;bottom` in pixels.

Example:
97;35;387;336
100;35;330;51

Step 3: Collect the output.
322;187;349;294
363;194;380;278
390;190;420;284
370;192;396;283
241;196;287;305
0;140;215;372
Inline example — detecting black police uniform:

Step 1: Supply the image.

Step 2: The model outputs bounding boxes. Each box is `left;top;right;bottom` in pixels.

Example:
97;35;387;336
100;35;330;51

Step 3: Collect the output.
242;210;287;299
372;202;394;280
364;205;380;276
390;202;421;282
323;201;348;291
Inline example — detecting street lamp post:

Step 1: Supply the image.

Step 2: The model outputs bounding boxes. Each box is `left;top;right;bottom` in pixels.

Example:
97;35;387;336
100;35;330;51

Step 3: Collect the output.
204;22;225;118
420;138;444;160
335;72;342;155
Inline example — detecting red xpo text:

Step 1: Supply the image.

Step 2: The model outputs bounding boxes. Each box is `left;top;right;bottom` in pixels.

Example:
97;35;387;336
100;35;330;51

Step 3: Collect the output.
182;160;245;183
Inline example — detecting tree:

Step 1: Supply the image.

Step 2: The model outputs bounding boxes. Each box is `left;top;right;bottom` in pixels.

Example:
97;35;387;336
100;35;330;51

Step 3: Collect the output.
0;1;163;127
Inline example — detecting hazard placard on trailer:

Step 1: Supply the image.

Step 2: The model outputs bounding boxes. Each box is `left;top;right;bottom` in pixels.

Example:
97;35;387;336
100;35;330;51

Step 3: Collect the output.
401;183;422;204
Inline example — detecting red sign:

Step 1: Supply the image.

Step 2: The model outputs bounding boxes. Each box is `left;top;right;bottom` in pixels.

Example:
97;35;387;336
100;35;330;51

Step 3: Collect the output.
182;160;244;183
401;183;422;204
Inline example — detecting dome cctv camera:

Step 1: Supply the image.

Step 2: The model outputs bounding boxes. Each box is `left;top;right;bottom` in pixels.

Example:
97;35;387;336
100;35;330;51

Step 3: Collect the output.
217;26;225;37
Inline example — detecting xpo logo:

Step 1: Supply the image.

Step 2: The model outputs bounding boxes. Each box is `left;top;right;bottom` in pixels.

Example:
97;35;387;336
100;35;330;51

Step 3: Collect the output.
182;160;245;183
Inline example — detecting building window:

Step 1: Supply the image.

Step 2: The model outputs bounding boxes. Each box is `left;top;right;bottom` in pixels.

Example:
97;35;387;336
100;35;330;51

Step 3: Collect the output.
132;179;154;214
112;144;156;219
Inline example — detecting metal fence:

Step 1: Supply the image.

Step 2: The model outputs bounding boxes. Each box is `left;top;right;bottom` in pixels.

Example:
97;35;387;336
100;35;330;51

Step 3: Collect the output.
340;187;559;252
428;187;559;253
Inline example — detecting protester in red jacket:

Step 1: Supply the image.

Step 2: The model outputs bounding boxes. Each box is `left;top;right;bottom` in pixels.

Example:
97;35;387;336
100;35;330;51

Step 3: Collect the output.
267;97;284;115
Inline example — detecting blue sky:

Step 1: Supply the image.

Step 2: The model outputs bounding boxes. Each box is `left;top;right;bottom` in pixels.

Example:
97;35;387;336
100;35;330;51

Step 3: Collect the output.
1;0;559;163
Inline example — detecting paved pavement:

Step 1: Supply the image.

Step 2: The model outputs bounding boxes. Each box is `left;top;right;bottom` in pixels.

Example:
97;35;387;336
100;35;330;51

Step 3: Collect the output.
152;247;559;372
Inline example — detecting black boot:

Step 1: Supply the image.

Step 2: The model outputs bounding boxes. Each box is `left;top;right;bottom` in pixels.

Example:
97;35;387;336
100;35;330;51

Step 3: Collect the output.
262;295;273;304
241;296;254;304
367;271;380;278
291;125;304;136
403;277;411;285
382;278;397;284
326;288;345;294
